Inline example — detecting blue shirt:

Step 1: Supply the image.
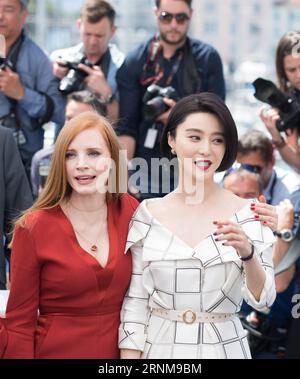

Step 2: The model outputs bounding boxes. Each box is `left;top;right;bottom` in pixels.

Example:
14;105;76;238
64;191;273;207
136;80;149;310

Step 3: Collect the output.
0;32;65;163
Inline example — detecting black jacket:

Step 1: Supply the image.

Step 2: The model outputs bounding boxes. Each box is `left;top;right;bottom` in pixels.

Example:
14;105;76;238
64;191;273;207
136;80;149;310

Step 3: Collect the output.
0;127;32;289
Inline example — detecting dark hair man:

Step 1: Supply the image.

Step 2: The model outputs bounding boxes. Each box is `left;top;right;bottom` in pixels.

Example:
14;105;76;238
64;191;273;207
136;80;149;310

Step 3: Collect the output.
0;0;65;179
116;0;225;200
237;129;300;358
237;130;300;235
51;0;123;122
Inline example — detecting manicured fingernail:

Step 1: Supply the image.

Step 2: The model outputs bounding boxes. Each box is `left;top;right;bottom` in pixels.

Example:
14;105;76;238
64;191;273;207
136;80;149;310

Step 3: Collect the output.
263;221;267;225
213;221;218;225
213;232;218;236
255;215;260;219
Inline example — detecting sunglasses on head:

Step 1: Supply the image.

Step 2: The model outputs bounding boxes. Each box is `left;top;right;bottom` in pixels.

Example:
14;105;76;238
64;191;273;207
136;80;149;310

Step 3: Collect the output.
240;163;263;174
158;11;190;24
224;163;263;178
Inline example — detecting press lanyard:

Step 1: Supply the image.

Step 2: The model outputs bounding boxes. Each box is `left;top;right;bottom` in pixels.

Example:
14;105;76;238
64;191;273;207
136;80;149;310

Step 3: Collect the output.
267;172;277;204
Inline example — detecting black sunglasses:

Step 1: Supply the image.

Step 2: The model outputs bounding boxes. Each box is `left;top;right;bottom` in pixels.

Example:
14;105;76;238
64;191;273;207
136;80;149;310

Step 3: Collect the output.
159;11;190;24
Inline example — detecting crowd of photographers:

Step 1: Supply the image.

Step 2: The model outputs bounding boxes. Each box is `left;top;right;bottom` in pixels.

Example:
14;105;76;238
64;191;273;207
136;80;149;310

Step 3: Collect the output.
0;0;300;358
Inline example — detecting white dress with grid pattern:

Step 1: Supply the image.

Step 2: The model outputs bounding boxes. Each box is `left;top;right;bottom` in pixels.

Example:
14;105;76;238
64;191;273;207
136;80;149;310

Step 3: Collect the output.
119;199;276;359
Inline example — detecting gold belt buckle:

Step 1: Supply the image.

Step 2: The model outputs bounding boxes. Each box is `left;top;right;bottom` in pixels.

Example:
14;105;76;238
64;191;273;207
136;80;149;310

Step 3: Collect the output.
182;310;196;324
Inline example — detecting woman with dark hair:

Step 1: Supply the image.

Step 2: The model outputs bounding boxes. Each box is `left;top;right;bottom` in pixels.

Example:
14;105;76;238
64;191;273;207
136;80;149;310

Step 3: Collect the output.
0;112;138;358
260;31;300;174
119;93;276;359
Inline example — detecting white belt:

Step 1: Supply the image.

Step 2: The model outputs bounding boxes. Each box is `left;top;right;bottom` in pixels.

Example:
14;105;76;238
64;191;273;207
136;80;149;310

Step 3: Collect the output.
151;308;236;324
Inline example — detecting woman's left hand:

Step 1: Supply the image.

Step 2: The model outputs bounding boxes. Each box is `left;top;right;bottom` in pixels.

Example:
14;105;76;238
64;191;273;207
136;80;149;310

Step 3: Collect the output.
251;195;278;231
213;220;252;259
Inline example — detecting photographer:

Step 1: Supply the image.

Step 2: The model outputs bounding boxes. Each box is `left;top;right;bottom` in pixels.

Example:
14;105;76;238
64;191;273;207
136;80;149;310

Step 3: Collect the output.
51;0;123;123
0;0;65;179
117;0;225;201
259;31;300;174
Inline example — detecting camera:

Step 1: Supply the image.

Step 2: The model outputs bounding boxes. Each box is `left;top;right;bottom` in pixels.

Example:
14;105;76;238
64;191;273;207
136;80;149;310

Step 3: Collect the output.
58;56;94;95
0;57;13;70
0;113;26;145
252;78;300;132
0;112;19;130
143;84;178;122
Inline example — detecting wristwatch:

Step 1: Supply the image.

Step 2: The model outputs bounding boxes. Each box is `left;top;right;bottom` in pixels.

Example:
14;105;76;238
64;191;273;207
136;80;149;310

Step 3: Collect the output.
273;229;293;242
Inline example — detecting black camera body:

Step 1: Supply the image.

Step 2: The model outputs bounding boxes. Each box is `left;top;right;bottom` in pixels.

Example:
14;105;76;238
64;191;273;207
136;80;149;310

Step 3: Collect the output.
142;84;178;122
0;57;19;131
0;57;13;70
58;57;94;95
0;112;19;130
253;78;300;132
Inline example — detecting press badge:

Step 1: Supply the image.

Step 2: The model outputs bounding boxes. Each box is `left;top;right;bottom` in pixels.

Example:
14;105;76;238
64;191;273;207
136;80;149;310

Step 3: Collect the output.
144;127;158;149
13;130;27;146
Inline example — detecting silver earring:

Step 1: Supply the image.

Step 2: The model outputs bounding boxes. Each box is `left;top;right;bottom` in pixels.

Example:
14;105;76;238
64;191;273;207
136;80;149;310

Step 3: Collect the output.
171;148;176;155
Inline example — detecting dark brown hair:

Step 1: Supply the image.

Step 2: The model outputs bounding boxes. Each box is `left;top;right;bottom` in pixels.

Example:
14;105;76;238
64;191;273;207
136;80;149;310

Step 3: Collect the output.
161;93;238;172
237;130;273;164
68;91;107;117
81;0;116;25
276;31;300;92
155;0;192;8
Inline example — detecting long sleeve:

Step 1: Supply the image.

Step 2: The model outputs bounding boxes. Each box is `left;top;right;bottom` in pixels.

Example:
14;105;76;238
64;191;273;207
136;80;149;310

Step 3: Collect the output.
241;228;276;312
0;225;40;358
17;49;65;126
116;51;144;140
3;131;32;236
119;242;150;352
204;48;226;101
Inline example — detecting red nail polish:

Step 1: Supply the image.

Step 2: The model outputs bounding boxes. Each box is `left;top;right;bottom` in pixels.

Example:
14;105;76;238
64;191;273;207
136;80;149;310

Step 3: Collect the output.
255;215;260;219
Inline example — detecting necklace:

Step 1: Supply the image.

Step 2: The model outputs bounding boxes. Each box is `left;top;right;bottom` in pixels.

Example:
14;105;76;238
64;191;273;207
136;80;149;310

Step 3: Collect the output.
64;205;105;253
69;200;106;213
72;226;101;253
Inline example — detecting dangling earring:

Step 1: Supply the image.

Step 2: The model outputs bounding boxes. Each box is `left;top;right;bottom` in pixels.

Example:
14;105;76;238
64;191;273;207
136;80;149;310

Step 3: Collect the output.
171;148;176;156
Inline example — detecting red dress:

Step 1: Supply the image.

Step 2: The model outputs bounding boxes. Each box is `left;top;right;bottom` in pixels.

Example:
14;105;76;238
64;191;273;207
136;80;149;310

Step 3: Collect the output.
0;194;139;359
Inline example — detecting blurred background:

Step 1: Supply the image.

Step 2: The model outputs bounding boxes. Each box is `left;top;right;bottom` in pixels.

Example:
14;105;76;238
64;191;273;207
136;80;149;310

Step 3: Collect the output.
26;0;300;168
